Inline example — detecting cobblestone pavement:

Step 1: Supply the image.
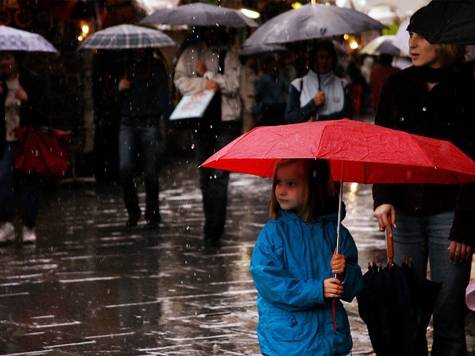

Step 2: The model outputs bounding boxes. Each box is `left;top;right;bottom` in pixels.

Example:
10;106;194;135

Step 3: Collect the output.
0;151;474;355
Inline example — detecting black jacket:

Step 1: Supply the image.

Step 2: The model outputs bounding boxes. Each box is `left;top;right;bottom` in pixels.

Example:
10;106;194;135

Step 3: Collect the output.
372;62;475;245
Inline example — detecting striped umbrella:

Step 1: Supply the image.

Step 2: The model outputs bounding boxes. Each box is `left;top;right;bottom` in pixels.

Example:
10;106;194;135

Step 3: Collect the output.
0;25;58;53
77;24;176;51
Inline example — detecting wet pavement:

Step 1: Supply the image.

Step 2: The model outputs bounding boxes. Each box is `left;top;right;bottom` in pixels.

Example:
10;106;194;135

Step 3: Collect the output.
0;127;474;355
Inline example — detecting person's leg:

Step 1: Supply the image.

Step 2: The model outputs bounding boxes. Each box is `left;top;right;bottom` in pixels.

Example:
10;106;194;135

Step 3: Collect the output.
140;120;161;226
202;121;241;241
0;142;17;241
391;209;428;274
428;211;470;356
119;120;141;226
19;173;42;228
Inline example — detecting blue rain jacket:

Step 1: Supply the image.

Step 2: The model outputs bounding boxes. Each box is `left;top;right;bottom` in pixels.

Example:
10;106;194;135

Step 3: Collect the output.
250;209;363;356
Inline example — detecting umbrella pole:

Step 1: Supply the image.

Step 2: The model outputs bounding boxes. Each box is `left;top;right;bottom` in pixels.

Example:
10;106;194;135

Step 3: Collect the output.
334;161;344;278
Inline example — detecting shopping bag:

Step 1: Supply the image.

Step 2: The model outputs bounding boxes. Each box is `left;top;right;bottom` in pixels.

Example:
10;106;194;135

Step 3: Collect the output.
14;127;71;177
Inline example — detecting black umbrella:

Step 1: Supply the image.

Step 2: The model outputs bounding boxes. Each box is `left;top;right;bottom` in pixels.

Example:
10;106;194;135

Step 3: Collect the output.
406;0;475;45
357;225;442;356
140;3;259;28
244;2;385;46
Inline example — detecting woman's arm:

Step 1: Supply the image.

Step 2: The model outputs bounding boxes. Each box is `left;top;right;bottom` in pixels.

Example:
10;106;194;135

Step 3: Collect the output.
284;83;318;124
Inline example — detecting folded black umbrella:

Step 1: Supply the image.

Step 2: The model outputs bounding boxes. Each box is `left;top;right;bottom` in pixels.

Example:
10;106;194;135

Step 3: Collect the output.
358;230;442;356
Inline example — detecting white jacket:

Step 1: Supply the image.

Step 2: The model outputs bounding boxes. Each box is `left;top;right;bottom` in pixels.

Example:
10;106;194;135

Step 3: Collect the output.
174;42;242;122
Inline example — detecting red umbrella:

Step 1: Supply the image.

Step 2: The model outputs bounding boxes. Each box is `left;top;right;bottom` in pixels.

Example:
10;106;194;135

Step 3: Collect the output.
201;119;475;184
201;118;475;251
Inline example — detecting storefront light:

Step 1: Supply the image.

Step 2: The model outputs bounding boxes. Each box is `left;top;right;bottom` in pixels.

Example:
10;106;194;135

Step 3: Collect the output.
241;8;260;19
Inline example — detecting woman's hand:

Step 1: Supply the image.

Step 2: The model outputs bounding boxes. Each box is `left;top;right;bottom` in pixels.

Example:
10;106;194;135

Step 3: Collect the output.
323;278;344;299
374;204;396;237
15;86;28;101
313;91;325;106
449;241;472;264
195;60;207;77
331;253;346;280
205;80;219;92
119;78;131;91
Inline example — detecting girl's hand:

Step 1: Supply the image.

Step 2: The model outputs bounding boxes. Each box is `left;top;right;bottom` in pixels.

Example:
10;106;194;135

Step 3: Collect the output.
331;253;346;279
313;91;325;106
323;278;344;299
449;241;472;264
15;86;28;101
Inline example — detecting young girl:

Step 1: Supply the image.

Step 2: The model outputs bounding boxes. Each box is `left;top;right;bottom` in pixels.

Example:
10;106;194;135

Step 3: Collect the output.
250;159;363;356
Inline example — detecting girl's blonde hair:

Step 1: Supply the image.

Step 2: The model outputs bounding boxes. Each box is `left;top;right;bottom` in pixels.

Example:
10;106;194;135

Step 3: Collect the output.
268;159;338;222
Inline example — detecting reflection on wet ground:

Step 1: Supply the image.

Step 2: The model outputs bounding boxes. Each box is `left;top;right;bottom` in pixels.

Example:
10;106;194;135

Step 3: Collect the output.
0;154;473;355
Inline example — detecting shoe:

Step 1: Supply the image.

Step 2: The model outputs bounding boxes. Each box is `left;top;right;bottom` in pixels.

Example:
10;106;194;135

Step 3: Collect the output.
126;214;141;228
0;222;15;244
145;213;161;230
22;226;36;244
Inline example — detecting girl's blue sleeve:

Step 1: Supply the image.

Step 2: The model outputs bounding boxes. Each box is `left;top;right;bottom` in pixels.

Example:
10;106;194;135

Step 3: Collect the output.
284;84;318;124
340;227;363;302
250;225;325;312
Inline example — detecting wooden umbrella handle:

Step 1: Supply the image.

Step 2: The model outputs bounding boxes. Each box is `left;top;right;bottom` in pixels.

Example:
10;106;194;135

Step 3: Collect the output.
386;217;394;267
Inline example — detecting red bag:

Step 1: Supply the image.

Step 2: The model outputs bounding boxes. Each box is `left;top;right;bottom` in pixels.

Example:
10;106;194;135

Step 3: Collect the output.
14;127;71;177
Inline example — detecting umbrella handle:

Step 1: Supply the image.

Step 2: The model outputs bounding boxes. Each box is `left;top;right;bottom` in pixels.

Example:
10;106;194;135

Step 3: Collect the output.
386;217;394;267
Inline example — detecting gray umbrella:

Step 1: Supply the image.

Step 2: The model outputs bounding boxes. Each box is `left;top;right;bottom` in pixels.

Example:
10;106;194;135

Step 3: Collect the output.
360;35;401;56
0;25;58;53
77;24;176;51
238;43;287;56
245;3;385;46
140;3;259;28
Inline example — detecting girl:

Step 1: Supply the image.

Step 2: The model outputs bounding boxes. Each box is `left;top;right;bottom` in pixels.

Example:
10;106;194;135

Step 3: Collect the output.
250;159;363;356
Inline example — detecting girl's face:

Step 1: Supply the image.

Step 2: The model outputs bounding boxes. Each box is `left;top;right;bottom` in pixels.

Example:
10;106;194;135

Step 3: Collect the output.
409;32;443;68
274;161;307;217
316;49;333;74
0;52;17;76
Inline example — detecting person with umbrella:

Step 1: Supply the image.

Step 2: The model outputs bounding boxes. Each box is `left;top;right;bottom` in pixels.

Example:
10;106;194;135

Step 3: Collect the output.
373;6;475;356
110;48;173;229
284;40;354;124
250;158;363;355
174;26;242;243
0;51;48;244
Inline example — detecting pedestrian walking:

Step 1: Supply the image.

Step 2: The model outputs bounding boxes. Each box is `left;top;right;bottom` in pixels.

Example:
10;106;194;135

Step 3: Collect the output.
110;49;173;229
0;51;48;244
373;7;475;356
174;26;242;243
253;55;289;127
285;40;353;124
250;158;363;356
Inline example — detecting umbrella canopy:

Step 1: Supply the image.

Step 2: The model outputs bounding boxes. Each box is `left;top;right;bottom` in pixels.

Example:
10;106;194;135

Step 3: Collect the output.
392;19;410;56
358;256;442;356
201;119;475;185
243;3;385;46
0;25;58;53
360;35;401;56
140;3;259;28
238;43;287;57
77;24;176;50
406;0;475;45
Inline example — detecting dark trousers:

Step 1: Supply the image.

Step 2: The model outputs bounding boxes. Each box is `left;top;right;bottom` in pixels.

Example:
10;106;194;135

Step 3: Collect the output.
194;120;241;239
0;142;42;228
119;117;161;222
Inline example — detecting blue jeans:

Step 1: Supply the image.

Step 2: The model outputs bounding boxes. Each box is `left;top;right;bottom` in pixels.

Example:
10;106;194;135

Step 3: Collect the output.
194;120;241;239
119;117;160;221
393;209;471;356
0;142;42;228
